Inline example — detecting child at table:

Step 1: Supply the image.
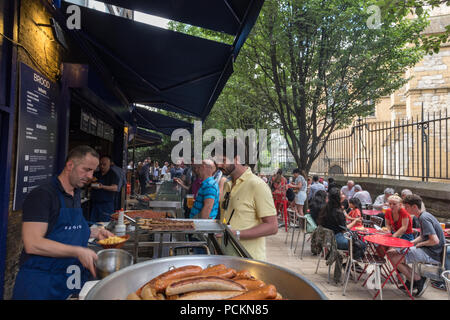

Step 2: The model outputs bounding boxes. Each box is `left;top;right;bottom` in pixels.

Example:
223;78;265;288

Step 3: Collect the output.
346;197;363;229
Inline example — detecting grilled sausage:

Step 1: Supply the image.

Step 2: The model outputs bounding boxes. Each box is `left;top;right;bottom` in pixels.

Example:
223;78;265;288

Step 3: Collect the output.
126;292;142;300
229;285;277;300
176;290;244;300
141;284;158;300
151;265;203;292
233;270;254;280
234;279;266;291
165;276;246;296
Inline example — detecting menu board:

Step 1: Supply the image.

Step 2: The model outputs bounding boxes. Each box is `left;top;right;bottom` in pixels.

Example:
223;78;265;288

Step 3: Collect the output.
80;110;90;132
14;63;58;211
103;123;114;142
89;114;97;135
97;119;104;138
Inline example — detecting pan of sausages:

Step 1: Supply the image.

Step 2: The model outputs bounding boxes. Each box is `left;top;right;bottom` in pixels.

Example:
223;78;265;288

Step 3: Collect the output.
126;264;281;300
85;255;327;300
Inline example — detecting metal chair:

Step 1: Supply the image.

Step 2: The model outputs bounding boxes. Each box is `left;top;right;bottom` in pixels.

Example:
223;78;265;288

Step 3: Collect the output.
342;232;386;299
314;235;333;284
442;270;450;300
284;208;301;249
370;216;384;228
294;214;317;259
410;242;450;297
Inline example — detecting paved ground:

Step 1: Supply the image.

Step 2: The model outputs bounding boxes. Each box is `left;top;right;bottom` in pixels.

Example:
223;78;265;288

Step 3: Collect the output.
265;226;448;300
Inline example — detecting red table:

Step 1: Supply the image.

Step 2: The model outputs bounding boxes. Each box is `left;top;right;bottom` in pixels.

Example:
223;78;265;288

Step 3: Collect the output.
362;209;381;216
364;234;414;300
351;226;390;236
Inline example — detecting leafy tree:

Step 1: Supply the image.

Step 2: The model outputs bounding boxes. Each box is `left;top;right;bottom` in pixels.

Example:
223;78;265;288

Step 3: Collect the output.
231;0;429;174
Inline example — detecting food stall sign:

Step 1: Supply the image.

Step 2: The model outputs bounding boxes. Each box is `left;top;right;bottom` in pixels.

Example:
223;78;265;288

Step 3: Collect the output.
13;63;58;211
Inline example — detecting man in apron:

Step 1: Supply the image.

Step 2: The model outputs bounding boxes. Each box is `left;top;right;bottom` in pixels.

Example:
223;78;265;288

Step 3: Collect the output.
90;155;119;222
13;145;114;300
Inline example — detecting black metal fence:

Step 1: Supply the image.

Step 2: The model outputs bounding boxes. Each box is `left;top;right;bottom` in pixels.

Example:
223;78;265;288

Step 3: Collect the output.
311;107;450;181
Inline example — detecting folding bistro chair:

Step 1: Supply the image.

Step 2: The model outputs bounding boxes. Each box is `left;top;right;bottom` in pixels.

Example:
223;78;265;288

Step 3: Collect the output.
342;232;386;299
284;208;301;249
442;270;450;300
410;242;450;297
370;216;384;228
294;214;317;259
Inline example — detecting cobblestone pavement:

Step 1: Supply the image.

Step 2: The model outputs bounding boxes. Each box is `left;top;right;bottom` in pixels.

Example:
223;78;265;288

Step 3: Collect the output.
265;226;448;300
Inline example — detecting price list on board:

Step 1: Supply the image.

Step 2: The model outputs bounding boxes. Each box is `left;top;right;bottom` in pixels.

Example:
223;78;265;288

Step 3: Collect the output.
13;63;59;211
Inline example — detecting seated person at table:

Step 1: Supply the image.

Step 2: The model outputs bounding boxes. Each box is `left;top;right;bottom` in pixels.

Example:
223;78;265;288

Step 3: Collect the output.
352;185;372;207
401;189;424;229
387;194;445;297
345;197;363;229
309;190;328;225
318;188;348;250
340;191;351;214
373;188;394;211
384;194;415;241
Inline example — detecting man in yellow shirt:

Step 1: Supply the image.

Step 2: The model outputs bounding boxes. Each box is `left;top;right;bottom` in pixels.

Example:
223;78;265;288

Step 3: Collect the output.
216;138;278;261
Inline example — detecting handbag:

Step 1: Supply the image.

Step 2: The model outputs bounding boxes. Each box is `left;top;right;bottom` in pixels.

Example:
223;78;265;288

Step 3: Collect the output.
349;230;366;260
286;188;295;202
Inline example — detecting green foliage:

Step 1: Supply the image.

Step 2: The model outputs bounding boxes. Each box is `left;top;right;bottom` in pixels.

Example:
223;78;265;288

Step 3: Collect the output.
227;0;429;173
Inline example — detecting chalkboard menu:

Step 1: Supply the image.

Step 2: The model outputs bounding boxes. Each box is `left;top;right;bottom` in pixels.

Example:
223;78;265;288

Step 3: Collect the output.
14;63;58;211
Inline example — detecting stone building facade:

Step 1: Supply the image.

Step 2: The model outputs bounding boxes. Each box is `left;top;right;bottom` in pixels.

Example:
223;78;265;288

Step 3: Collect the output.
311;5;450;181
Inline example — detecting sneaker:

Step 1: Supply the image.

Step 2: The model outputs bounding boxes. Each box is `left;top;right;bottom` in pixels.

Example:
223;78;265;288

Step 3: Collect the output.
414;277;428;297
399;280;412;291
430;280;446;291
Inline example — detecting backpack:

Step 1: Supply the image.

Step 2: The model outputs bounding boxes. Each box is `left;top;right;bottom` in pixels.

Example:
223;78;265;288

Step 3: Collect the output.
286;188;295;202
349;231;366;260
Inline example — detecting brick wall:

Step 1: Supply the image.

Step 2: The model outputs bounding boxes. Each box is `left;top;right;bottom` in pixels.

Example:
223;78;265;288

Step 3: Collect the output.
4;0;63;299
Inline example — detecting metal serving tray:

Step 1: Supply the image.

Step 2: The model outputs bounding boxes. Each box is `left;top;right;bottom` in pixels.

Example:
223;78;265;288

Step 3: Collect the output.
137;219;225;234
85;255;327;300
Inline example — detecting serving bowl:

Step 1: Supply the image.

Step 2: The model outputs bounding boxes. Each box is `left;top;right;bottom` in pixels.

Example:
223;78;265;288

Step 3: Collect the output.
95;249;134;280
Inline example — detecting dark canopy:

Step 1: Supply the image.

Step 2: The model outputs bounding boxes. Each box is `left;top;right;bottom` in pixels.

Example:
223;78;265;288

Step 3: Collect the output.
132;128;162;148
133;107;193;136
98;0;263;37
59;0;264;121
62;3;239;120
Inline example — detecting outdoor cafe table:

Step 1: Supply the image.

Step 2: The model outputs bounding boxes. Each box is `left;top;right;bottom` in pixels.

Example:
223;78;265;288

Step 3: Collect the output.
363;234;415;300
362;209;381;218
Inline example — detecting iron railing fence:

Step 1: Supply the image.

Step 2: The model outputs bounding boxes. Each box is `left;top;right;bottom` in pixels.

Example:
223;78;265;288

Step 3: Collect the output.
311;106;450;182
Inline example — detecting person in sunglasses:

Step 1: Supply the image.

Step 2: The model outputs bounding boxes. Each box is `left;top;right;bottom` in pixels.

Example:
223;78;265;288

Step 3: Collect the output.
215;137;278;261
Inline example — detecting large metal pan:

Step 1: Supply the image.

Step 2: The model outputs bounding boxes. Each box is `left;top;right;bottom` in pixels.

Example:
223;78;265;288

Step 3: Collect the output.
86;255;327;300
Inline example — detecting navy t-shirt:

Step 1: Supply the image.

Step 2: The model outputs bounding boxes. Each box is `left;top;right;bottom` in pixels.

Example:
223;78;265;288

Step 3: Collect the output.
20;177;82;265
90;169;119;203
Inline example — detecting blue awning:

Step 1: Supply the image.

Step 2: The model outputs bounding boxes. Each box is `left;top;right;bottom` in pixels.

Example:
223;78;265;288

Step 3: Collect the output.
133;106;193;136
59;1;263;120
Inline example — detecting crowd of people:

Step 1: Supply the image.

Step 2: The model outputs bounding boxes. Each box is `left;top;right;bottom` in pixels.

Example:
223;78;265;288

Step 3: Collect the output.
266;171;447;297
12;141;447;299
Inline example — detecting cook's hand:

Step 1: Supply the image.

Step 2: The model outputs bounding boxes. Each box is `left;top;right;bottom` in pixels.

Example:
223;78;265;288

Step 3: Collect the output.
76;247;98;277
91;227;114;240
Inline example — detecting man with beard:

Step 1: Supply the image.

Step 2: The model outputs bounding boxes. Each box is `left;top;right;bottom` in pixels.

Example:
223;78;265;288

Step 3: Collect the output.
215;138;278;261
13;146;114;300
